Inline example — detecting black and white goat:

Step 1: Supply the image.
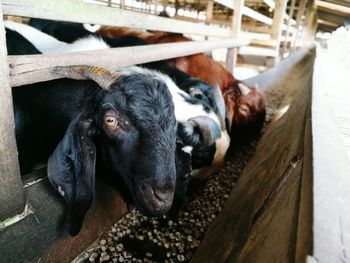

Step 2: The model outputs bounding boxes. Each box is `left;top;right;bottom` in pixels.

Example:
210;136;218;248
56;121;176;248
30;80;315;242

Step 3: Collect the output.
7;28;192;234
5;20;230;179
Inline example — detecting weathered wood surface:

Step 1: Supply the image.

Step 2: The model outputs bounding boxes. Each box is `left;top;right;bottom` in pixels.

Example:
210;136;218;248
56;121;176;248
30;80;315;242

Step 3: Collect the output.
0;172;127;263
191;47;315;263
0;1;25;221
2;0;232;37
8;38;250;87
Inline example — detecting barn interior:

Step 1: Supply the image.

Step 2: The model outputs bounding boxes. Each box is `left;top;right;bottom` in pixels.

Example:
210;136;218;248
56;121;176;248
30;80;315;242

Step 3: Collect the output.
1;0;350;262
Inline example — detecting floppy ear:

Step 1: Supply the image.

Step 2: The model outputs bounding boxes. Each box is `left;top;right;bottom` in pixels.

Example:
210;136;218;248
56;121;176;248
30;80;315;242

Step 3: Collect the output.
47;107;96;236
178;116;221;146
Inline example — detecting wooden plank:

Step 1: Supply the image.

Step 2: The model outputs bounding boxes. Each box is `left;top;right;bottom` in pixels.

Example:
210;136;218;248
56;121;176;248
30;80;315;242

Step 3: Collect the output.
271;0;288;61
191;47;315;263
0;1;25;221
316;0;350;15
295;102;313;263
226;0;244;73
263;0;296;25
303;1;317;44
239;46;279;57
293;0;306;49
215;0;273;25
2;0;231;37
8;38;250;87
311;48;350;262
235;163;303;263
282;0;296;56
0;174;127;262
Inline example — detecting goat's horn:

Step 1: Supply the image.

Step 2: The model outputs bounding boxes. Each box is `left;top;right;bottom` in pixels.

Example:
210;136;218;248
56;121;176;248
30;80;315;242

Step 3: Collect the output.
238;82;251;96
211;84;227;131
51;65;118;90
188;116;221;145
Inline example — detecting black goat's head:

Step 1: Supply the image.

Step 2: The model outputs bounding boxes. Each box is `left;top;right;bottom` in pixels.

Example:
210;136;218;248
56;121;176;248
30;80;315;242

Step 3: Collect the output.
47;65;177;235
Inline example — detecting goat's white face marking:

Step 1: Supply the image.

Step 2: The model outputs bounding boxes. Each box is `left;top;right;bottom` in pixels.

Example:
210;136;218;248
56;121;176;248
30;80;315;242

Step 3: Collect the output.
83;24;101;32
181;145;193;154
58;185;65;197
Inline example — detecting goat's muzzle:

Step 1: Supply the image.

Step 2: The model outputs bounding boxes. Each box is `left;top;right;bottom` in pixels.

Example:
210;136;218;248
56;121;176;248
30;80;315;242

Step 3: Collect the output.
136;182;174;217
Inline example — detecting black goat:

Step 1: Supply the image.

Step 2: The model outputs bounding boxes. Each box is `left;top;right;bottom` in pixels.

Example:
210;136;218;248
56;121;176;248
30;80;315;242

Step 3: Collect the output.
7;28;183;235
10;19;230;176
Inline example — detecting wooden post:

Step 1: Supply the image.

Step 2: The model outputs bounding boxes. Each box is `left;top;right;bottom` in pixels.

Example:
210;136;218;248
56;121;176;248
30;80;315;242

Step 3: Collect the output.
303;1;316;45
226;0;244;73
120;0;125;9
205;0;214;40
282;0;296;57
271;0;288;63
107;0;111;7
292;0;306;50
206;0;214;24
0;2;25;220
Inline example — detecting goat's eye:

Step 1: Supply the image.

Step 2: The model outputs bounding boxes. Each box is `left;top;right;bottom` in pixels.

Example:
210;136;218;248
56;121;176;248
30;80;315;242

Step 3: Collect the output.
104;115;118;127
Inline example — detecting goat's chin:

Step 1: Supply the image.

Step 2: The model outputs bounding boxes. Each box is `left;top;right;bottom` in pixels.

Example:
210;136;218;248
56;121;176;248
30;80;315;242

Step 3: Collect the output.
136;205;171;218
132;192;174;218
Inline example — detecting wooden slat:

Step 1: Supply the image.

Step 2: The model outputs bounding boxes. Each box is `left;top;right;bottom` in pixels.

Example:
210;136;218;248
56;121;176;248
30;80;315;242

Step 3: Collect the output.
239;46;279;57
215;0;273;25
293;0;306;49
226;0;244;72
2;0;231;37
0;1;25;221
271;0;288;60
316;0;350;15
262;0;296;25
0;175;127;262
282;0;296;56
8;38;250;87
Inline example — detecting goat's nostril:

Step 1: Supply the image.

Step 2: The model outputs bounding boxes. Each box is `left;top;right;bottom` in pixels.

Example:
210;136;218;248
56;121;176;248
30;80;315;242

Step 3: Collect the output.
151;187;168;205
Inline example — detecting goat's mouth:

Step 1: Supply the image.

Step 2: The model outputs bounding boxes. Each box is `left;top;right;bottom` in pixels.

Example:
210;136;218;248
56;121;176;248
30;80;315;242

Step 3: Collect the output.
133;183;174;217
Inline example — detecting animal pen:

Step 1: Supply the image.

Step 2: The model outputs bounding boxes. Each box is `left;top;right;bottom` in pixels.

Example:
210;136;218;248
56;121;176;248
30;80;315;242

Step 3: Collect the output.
1;0;349;262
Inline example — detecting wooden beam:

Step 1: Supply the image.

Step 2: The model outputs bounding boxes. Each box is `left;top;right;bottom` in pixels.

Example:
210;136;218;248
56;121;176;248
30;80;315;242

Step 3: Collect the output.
317;19;339;27
2;0;231;37
215;0;273;25
226;0;244;73
303;1;317;44
205;0;214;23
0;1;25;221
293;0;306;49
8;38;250;87
263;0;296;25
316;0;350;15
271;0;288;60
282;0;296;56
